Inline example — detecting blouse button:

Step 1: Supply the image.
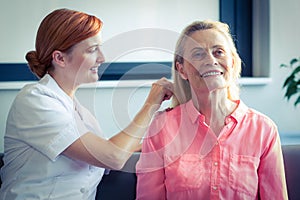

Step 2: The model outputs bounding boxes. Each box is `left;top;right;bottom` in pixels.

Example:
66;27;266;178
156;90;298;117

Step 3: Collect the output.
214;162;218;166
212;186;218;190
80;188;86;193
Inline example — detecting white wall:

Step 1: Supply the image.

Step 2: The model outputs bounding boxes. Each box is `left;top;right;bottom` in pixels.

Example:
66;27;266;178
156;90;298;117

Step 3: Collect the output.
0;0;218;62
0;0;300;152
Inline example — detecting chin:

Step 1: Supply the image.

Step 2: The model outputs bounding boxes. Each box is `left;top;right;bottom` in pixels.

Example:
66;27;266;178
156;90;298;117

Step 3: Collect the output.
89;78;99;83
206;82;227;92
88;74;99;83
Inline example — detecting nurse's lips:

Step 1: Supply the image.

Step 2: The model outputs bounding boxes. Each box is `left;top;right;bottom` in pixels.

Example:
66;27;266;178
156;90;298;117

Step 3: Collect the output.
90;67;98;73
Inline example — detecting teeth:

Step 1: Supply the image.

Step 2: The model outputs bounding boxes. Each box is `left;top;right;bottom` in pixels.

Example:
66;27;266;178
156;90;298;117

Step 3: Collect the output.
202;71;222;77
90;67;98;72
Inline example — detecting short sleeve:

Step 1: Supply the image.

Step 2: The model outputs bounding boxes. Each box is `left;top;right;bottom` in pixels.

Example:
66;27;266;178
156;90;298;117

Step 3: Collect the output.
6;85;86;161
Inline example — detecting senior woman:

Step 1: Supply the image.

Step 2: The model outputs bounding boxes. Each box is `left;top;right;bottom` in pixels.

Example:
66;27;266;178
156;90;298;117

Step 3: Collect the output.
136;20;288;200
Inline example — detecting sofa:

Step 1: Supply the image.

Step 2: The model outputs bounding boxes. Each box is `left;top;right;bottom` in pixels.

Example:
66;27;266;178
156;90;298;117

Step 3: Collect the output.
1;145;300;199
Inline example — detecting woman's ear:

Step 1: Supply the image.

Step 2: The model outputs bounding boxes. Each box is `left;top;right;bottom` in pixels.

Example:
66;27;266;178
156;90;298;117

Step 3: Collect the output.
231;53;235;68
176;61;188;80
52;50;66;67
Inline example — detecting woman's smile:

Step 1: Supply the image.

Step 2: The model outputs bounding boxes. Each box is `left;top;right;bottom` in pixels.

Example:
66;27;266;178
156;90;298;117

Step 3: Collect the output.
200;70;224;78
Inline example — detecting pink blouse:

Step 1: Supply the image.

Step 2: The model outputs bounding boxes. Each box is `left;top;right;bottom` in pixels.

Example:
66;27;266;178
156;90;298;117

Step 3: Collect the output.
136;100;288;200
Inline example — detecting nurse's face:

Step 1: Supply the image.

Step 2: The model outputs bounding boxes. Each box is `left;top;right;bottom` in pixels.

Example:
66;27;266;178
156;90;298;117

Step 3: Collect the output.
65;33;105;85
177;29;234;94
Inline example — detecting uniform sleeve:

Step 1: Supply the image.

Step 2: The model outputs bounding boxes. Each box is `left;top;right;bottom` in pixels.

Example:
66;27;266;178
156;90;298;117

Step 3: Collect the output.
258;123;288;199
6;86;88;161
136;114;167;200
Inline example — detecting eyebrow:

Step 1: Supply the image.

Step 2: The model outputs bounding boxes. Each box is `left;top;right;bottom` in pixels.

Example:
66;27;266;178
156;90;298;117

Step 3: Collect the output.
191;45;225;51
86;44;101;50
190;47;204;52
212;45;225;49
90;43;102;47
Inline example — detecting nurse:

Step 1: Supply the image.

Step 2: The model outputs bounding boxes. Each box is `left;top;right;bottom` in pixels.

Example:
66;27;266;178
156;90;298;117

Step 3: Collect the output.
0;8;173;199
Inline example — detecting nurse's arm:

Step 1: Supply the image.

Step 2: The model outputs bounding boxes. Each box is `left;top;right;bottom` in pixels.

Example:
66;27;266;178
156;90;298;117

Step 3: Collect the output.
63;78;173;170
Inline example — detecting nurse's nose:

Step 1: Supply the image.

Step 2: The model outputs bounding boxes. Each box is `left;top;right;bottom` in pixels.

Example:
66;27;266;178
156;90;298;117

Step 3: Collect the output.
96;49;105;63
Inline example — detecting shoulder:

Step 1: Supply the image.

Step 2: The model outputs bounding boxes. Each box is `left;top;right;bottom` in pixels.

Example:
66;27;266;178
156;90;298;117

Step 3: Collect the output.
237;100;277;128
18;81;49;96
15;75;72;109
241;107;279;143
246;107;277;127
10;81;72;118
149;104;186;132
7;82;75;134
14;83;55;107
154;104;185;119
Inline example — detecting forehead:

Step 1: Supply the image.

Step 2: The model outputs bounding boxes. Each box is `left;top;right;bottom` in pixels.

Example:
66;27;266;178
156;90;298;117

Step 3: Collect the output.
184;29;229;50
76;33;102;48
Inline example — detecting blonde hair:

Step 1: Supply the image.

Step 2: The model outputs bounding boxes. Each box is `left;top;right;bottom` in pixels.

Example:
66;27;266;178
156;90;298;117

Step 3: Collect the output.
171;20;242;107
25;8;103;78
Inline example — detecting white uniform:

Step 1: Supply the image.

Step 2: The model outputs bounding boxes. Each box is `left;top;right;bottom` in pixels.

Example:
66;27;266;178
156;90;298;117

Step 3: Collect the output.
0;74;105;200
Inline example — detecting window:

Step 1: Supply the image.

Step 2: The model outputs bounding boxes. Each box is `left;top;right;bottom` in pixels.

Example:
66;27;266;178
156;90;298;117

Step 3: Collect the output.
220;0;253;77
220;0;270;78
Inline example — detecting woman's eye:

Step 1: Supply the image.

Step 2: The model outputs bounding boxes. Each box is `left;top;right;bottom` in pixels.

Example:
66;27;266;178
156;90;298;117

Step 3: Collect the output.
191;51;204;60
215;49;225;56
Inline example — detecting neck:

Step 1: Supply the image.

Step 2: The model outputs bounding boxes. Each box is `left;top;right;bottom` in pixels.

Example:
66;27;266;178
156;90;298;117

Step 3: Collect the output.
48;72;78;98
192;88;236;127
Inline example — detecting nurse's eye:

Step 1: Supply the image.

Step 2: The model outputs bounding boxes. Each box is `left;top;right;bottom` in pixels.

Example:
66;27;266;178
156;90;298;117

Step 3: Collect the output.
88;47;98;53
88;45;101;53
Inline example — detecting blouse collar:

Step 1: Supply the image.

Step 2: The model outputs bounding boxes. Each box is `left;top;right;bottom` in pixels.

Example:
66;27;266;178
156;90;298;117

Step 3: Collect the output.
185;99;248;124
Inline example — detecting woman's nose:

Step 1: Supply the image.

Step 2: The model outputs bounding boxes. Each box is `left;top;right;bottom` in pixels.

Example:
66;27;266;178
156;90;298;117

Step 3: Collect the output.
203;52;217;66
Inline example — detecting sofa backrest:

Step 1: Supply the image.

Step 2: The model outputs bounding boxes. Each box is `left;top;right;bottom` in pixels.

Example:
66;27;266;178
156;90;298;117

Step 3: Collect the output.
0;145;300;199
281;145;300;200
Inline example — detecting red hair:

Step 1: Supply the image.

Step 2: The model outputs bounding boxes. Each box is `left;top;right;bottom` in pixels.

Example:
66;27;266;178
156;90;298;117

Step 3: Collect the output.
26;8;103;78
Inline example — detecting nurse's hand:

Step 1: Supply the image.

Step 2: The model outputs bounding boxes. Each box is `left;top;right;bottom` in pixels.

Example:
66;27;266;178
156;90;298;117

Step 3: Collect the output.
145;77;174;109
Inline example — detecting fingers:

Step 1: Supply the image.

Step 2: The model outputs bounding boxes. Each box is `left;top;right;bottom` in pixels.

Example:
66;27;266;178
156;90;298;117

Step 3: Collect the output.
142;78;174;115
163;91;173;101
152;77;174;93
147;77;174;106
